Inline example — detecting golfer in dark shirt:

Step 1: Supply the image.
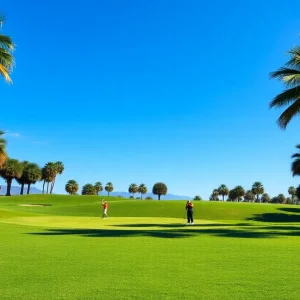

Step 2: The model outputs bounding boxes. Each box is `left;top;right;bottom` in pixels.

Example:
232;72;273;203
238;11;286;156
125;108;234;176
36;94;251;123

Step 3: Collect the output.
186;200;194;225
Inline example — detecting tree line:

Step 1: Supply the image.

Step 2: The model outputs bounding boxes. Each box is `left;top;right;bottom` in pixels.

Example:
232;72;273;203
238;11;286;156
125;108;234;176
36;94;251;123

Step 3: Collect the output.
193;182;300;204
65;181;168;200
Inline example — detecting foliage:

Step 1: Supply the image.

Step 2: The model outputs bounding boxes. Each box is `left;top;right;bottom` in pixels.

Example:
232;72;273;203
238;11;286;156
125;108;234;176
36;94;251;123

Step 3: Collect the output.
261;193;271;203
277;194;287;204
291;145;300;177
244;190;255;202
50;161;64;194
22;163;41;194
152;182;167;200
251;182;264;202
94;182;103;195
270;44;300;129
145;196;153;200
128;183;138;197
0;15;15;83
0;158;24;196
193;195;202;200
0;130;7;167
81;184;96;195
218;184;229;201
65;180;79;195
105;182;114;196
228;186;245;202
138;184;147;199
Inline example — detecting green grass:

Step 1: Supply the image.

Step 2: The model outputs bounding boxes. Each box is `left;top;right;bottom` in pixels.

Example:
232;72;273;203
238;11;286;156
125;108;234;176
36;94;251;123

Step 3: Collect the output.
1;195;300;299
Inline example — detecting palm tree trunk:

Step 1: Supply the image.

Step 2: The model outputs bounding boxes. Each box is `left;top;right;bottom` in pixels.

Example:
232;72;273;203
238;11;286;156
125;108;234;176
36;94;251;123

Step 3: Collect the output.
20;183;24;195
27;183;31;195
47;182;49;194
158;194;161;200
222;195;224;201
141;193;142;200
42;180;45;194
50;178;56;194
6;178;12;196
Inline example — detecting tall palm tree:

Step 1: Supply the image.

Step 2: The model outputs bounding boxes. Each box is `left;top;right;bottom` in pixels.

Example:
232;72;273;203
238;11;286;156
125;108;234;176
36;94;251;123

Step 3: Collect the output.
0;130;7;167
218;184;229;201
94;182;103;195
15;161;29;195
138;184;147;200
50;161;64;194
128;183;138;198
105;182;114;196
251;182;264;202
0;15;15;83
24;163;41;194
42;162;57;194
270;44;300;129
291;144;300;177
0;158;24;196
288;186;297;204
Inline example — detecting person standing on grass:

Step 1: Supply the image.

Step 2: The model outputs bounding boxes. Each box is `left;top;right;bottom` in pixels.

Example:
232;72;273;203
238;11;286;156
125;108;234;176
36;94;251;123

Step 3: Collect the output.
102;199;108;218
186;200;194;225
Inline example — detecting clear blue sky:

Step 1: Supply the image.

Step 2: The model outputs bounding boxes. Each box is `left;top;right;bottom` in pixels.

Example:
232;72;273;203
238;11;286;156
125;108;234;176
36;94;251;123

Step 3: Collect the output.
1;0;300;198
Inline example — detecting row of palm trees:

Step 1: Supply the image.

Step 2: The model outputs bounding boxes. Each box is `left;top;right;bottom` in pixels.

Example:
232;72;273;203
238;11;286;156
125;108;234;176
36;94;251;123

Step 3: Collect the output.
195;182;299;204
65;180;114;196
0;156;65;196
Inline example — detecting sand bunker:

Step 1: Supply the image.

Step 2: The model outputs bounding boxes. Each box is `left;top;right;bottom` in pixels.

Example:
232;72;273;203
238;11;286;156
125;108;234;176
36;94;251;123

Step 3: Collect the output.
18;204;52;207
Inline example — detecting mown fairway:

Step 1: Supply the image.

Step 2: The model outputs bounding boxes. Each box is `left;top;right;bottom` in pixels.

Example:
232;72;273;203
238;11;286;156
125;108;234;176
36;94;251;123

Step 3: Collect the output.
1;195;300;299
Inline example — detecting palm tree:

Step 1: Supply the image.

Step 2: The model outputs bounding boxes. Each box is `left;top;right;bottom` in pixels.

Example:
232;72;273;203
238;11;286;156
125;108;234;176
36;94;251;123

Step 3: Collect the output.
234;185;245;202
94;182;103;195
291;145;300;177
269;44;300;129
65;180;79;195
0;15;15;83
42;162;57;194
288;186;297;204
15;161;29;195
251;182;264;202
82;184;96;195
261;193;271;203
0;130;7;167
138;184;147;200
24;163;42;194
50;161;64;194
0;158;24;196
244;190;255;202
152;182;167;200
128;183;138;198
277;194;286;204
105;182;114;196
218;184;229;201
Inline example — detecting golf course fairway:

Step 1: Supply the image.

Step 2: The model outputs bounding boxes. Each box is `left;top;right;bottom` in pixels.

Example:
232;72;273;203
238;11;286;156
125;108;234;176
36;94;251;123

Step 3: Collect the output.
1;195;300;299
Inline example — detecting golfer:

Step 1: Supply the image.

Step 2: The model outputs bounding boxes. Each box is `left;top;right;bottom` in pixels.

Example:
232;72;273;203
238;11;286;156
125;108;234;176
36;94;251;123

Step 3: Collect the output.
102;199;108;218
186;200;194;225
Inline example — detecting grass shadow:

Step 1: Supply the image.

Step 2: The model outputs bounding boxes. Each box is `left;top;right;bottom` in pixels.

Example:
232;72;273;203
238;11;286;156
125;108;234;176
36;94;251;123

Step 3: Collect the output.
27;225;300;240
111;223;239;228
247;213;300;223
278;207;300;214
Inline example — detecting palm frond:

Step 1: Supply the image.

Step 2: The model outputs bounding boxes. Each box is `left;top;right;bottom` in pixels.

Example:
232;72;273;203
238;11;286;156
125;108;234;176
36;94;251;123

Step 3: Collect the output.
291;159;300;176
270;68;300;88
276;98;300;129
0;63;12;83
269;86;300;108
286;46;300;68
0;34;14;51
0;48;14;68
291;153;300;159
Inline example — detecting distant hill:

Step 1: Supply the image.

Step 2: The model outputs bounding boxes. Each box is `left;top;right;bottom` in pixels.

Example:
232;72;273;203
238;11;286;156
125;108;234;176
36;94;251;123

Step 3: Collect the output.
0;185;42;196
98;191;192;200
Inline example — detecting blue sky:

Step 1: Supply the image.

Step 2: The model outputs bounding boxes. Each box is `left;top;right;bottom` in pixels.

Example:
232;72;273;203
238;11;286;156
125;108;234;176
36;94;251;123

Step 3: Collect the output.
1;0;300;198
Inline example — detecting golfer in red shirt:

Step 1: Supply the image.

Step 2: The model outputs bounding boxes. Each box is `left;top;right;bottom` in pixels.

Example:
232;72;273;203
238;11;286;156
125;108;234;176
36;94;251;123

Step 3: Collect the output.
102;199;108;218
